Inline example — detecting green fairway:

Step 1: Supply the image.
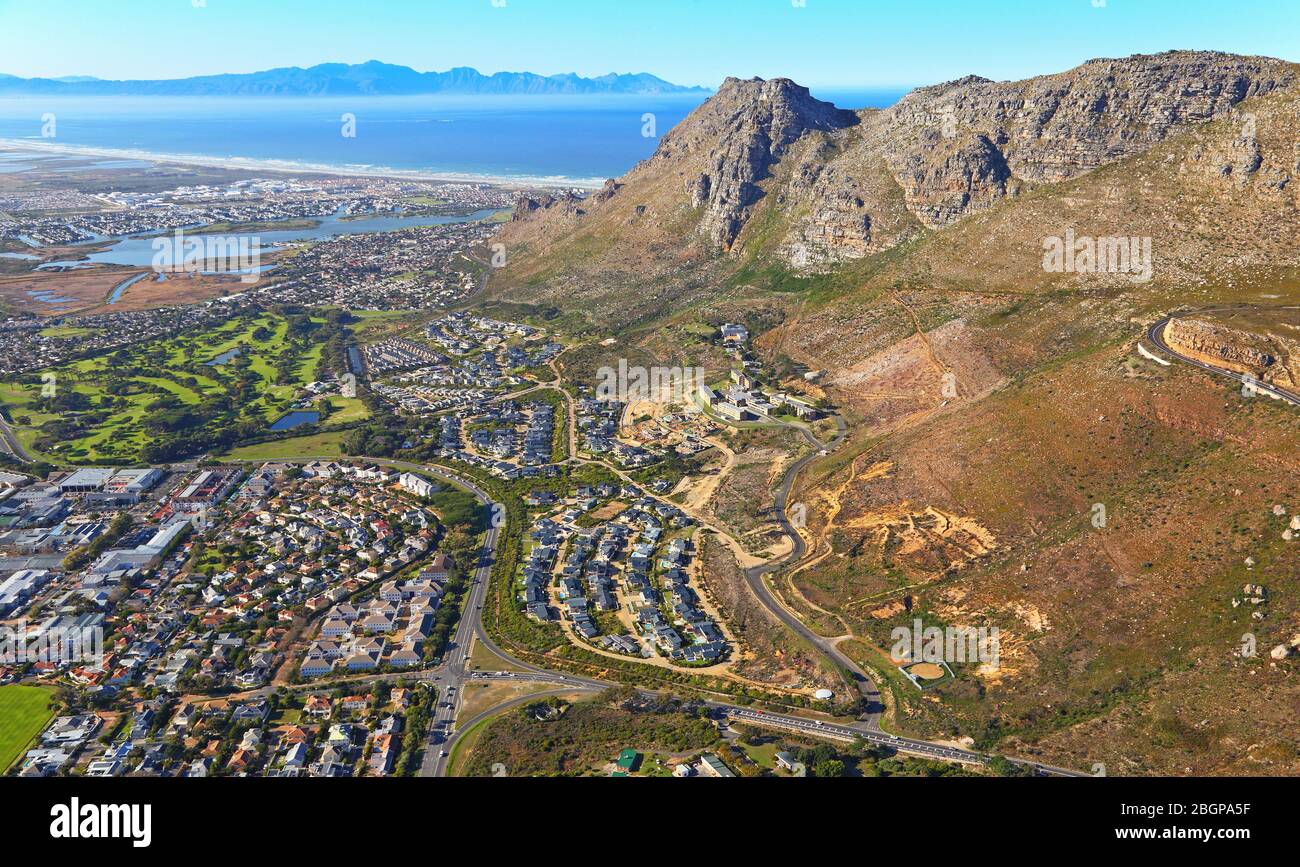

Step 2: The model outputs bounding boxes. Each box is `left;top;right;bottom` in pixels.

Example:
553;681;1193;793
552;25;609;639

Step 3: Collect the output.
0;685;56;772
0;310;366;464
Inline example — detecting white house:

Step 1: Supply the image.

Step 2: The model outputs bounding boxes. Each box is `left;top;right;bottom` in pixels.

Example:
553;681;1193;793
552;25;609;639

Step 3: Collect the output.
399;473;437;500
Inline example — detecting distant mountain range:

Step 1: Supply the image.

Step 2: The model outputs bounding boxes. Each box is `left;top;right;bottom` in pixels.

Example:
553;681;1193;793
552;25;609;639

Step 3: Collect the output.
0;61;709;96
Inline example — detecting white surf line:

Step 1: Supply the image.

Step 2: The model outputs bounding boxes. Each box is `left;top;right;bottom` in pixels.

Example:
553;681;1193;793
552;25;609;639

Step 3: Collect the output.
1137;343;1171;366
0;138;606;190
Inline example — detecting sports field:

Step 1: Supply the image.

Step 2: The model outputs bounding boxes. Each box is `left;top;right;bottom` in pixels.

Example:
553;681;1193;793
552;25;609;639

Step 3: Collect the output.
0;684;56;771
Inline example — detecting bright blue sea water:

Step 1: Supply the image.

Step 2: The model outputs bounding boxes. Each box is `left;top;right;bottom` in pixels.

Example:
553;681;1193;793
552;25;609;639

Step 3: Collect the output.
0;89;904;186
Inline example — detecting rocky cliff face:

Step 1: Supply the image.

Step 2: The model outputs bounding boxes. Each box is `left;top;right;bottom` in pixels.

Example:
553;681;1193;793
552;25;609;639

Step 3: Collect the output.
885;52;1291;186
778;51;1295;267
1165;316;1300;388
674;77;860;250
498;51;1297;278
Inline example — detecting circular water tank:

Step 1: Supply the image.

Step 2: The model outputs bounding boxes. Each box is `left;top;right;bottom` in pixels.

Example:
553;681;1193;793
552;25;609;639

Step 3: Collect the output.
814;689;834;701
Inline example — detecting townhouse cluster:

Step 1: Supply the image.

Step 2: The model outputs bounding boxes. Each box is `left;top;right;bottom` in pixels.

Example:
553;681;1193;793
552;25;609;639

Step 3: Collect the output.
426;312;539;354
465;399;556;466
517;481;730;666
361;337;447;376
366;314;566;415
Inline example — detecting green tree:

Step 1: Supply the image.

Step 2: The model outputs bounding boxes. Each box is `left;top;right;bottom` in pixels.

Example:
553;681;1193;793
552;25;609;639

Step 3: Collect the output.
814;759;846;778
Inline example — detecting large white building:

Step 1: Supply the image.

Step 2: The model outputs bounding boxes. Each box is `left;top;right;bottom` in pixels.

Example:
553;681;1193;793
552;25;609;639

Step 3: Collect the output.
60;467;165;495
399;472;438;500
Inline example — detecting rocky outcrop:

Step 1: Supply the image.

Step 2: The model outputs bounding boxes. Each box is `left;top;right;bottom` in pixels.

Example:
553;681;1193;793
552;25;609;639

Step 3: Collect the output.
591;179;623;203
497;50;1298;280
1165;316;1299;388
661;77;858;250
510;190;587;224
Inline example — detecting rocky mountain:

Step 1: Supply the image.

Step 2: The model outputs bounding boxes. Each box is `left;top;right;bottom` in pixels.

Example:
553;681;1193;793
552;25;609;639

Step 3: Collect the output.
491;51;1300;775
498;50;1297;292
0;61;707;96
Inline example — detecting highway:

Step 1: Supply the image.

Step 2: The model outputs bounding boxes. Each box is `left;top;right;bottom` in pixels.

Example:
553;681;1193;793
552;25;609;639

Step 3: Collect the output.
0;410;34;463
1147;310;1300;407
418;486;500;776
721;707;1088;775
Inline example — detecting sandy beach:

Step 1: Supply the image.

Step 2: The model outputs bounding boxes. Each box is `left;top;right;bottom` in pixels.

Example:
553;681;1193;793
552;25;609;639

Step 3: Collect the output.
0;137;607;190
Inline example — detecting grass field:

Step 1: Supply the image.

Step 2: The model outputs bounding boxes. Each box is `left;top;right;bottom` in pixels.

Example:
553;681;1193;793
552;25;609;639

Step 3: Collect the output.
0;684;56;772
220;430;348;461
39;325;99;339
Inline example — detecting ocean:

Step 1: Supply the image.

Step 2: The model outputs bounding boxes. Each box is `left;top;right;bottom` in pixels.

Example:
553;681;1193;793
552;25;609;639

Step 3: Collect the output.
0;89;905;188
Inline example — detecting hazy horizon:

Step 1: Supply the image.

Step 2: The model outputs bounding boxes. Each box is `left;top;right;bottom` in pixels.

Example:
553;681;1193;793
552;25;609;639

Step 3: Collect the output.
1;0;1295;89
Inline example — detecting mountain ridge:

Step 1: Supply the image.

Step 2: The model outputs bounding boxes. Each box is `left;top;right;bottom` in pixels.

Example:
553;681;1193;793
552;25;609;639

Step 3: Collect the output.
496;49;1298;300
0;60;710;96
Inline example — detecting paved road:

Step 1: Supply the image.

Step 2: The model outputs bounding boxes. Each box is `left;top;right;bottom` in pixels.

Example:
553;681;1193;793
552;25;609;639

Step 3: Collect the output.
404;469;498;777
0;410;33;463
721;707;1087;776
1147;310;1300;406
739;414;886;724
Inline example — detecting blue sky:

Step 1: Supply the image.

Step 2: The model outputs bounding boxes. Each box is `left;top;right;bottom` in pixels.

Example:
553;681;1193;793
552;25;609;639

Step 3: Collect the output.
0;0;1296;88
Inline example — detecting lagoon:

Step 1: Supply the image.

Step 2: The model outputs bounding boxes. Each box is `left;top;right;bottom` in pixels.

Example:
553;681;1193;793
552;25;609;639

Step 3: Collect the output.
37;206;500;270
